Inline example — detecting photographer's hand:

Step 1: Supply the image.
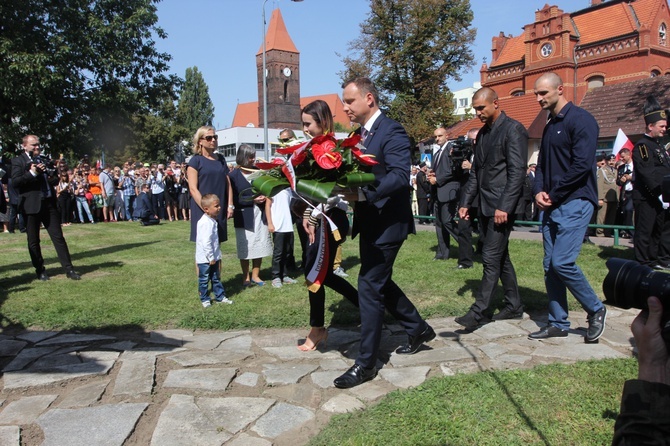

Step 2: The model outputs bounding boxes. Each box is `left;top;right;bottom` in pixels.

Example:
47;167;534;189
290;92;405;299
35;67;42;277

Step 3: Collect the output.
632;296;669;385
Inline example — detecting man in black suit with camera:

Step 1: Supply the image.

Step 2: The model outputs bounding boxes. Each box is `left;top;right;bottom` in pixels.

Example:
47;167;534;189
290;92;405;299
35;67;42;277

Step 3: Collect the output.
333;78;435;389
10;135;80;281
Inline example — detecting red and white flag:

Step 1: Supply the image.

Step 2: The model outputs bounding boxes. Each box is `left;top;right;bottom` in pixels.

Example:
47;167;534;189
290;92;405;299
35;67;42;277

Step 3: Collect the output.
612;128;634;159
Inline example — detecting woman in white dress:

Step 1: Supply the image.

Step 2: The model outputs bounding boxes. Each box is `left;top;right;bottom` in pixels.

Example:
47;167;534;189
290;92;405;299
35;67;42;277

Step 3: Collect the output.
228;144;272;286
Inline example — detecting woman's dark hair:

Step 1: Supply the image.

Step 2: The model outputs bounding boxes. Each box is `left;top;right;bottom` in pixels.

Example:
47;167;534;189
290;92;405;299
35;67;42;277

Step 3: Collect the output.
301;100;334;135
236;144;256;167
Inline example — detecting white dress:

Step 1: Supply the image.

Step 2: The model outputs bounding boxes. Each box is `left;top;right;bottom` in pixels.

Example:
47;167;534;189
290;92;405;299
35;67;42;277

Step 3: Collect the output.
235;172;273;260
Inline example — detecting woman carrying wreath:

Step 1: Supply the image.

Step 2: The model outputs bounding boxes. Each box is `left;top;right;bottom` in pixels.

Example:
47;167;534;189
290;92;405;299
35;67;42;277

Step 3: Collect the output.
296;100;359;351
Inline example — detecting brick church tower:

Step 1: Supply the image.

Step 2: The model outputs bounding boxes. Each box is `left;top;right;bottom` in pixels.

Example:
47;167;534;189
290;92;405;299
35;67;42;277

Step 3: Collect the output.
256;8;301;130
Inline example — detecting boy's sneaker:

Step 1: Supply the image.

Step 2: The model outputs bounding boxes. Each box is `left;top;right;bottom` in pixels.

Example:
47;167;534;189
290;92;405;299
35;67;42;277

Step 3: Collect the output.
272;278;283;288
333;267;348;278
215;297;233;305
201;301;212;308
282;276;297;284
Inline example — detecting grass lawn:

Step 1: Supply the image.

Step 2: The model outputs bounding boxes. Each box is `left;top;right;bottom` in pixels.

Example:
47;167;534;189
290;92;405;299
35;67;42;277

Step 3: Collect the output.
0;220;636;445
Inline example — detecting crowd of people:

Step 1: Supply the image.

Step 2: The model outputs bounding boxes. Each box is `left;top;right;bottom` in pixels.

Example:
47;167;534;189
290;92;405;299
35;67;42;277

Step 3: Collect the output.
1;157;193;230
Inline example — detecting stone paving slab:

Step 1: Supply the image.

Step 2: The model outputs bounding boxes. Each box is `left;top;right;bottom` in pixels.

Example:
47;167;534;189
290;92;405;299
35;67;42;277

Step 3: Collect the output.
389;345;475;367
58;380;109;408
163;368;237;391
261;346;341;361
150;395;232;446
168;349;252;367
112;356;155;397
0;395;57;425
251;402;314;439
36;334;115;346
533;342;628;361
264;384;322;408
2;346;60;372
15;331;59;343
0;426;20;446
3;359;116;390
310;370;345;389
37;403;147;446
379;366;430;388
0;340;27;357
262;363;318;385
321;394;365;413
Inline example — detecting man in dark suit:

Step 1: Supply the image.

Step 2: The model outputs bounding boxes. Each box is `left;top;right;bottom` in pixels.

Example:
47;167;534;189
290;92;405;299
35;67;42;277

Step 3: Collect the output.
333;78;435;389
133;183;160;226
457;87;526;330
415;162;431;224
10;135;80;281
428;127;460;260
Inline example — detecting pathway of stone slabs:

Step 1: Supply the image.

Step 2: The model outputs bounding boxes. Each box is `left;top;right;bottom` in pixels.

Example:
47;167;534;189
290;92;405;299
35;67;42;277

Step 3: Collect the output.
0;309;638;445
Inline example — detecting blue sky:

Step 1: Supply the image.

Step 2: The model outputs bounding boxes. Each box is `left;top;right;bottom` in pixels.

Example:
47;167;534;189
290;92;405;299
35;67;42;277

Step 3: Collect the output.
154;0;591;129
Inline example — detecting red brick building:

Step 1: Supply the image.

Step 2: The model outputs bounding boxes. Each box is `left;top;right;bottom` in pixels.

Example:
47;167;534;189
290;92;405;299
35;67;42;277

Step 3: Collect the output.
449;0;670;162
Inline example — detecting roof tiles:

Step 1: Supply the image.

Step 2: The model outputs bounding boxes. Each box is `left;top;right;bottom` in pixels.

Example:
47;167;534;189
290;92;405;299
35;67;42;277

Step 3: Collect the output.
257;9;298;55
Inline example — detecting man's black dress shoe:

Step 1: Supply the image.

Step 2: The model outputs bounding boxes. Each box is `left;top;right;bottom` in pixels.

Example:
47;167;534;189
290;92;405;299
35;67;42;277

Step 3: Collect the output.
66;270;81;280
37;271;50;281
457;264;472;269
492;307;524;321
395;324;436;354
432;257;447;261
455;311;491;331
333;364;377;389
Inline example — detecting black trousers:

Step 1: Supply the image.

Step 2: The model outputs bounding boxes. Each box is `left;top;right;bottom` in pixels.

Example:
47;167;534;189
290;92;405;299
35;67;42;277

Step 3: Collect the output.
470;215;522;319
271;231;294;279
417;197;430;223
434;199;459;259
633;199;670;266
305;228;358;327
457;207;477;267
25;199;74;274
356;238;425;369
58;192;72;223
151;192;165;220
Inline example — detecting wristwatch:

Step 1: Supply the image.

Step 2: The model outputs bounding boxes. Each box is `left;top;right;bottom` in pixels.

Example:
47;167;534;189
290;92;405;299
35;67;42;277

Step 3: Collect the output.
228;205;235;209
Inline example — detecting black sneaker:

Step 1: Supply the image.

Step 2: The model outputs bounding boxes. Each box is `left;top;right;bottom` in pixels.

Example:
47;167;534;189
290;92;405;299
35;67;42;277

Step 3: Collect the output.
528;326;568;340
492;307;524;321
585;306;607;342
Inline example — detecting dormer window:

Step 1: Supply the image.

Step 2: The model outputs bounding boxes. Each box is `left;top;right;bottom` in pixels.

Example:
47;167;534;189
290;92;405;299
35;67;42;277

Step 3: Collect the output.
660;23;667;46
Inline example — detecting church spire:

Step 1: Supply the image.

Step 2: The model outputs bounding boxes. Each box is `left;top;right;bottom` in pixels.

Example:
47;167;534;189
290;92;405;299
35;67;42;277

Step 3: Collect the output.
257;8;299;55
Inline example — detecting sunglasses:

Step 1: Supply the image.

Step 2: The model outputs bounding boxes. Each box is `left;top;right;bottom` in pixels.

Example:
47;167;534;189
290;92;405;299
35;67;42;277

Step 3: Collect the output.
279;138;291;143
202;135;218;142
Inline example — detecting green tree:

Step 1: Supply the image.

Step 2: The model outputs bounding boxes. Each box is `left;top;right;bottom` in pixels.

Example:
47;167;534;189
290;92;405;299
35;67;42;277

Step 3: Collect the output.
176;66;215;134
340;0;476;144
0;0;177;157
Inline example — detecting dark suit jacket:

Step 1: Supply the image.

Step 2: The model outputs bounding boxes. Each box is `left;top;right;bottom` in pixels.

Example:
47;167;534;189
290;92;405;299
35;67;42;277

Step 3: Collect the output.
133;192;153;219
352;113;415;245
10;151;57;214
433;143;460;203
229;168;260;232
461;112;527;217
415;170;431;199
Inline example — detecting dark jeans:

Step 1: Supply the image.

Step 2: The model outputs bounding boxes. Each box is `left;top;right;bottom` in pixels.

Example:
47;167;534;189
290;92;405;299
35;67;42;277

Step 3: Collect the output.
470;215;521;319
8;203;24;232
58;192;72;223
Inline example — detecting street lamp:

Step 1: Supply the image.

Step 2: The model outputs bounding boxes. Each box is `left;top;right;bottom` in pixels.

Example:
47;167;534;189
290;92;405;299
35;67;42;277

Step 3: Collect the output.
262;0;303;162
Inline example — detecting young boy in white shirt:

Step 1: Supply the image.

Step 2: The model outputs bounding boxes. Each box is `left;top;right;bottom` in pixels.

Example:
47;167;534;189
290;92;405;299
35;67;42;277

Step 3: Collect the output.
196;194;232;307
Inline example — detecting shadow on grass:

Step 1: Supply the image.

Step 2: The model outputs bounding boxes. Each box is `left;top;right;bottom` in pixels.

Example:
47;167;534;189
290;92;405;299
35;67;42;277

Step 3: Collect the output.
596;244;634;261
0;241;158;276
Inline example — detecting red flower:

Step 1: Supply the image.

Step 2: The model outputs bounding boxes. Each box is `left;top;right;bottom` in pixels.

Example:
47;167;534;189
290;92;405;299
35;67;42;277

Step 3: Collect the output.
311;138;342;169
340;134;361;148
291;144;308;166
351;146;378;166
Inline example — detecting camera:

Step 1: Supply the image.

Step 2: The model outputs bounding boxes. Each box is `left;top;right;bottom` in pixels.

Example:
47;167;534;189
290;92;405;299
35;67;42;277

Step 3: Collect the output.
603;258;670;326
448;137;474;179
32;153;57;177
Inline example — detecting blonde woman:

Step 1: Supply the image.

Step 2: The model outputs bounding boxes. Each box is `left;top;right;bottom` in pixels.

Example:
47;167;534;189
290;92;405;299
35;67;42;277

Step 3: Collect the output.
187;126;234;243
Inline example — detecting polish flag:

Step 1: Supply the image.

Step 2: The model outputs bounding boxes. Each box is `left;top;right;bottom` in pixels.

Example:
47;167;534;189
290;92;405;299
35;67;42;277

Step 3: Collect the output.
612;128;634;159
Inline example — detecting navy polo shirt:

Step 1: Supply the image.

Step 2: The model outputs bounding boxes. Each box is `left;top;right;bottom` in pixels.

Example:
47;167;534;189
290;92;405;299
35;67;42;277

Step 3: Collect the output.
533;102;598;207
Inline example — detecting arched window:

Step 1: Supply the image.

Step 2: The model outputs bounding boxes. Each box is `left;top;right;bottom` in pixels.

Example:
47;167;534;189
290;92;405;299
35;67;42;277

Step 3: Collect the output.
660;23;667;46
283;80;289;102
511;90;525;97
587;75;604;89
651;69;661;77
